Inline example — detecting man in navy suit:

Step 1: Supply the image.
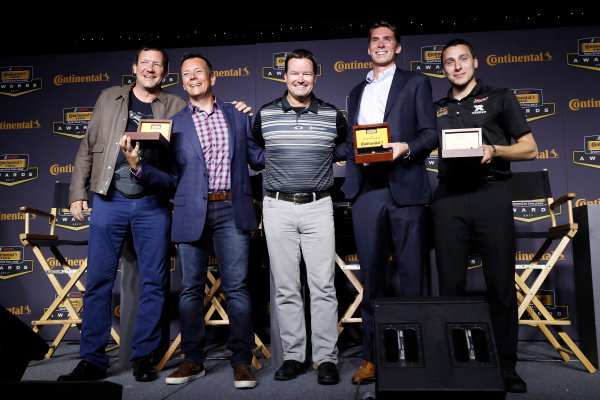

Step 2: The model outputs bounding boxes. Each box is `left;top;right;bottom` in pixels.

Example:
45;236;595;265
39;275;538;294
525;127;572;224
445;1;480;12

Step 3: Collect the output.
341;21;438;384
158;53;264;389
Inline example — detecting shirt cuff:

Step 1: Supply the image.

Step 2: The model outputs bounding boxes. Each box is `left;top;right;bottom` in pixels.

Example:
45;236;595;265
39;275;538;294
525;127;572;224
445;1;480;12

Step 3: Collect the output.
131;165;142;180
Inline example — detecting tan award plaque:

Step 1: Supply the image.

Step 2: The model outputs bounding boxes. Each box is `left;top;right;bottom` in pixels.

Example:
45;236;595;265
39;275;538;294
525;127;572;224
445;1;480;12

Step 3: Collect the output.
125;119;173;146
441;127;484;158
353;123;393;163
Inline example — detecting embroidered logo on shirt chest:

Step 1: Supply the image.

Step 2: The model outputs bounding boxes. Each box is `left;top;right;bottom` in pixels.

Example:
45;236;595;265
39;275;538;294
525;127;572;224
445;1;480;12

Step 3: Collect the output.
472;104;487;115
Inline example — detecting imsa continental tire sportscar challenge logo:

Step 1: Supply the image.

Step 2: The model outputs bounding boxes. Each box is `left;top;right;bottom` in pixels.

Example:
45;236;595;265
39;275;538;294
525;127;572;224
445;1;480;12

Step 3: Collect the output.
0;66;42;97
53;107;93;139
409;45;445;78
567;37;600;71
54;207;91;230
512;199;561;222
573;135;600;168
0;246;33;279
512;88;555;121
0;154;38;186
261;52;321;82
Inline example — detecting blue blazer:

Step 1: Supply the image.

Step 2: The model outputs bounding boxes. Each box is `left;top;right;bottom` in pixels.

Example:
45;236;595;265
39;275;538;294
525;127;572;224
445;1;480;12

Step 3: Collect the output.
341;67;438;206
141;99;264;243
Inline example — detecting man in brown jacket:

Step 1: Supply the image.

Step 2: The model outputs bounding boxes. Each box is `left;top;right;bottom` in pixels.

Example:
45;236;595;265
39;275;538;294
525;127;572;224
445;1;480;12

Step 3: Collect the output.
59;46;186;383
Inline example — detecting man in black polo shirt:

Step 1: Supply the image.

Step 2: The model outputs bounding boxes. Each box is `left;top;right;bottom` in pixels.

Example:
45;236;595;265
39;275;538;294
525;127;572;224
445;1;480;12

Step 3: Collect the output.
433;38;538;393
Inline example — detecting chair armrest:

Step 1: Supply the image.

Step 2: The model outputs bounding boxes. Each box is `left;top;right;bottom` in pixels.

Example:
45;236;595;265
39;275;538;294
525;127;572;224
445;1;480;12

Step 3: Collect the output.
20;206;55;220
549;193;576;210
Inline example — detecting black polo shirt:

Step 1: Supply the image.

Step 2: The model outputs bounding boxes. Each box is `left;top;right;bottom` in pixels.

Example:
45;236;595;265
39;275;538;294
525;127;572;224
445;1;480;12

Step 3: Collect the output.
434;80;531;180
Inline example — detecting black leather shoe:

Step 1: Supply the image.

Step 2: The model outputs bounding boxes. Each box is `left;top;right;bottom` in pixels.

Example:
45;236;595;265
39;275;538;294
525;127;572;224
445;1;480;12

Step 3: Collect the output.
317;362;339;385
57;360;106;381
133;355;158;382
274;360;306;380
502;367;527;393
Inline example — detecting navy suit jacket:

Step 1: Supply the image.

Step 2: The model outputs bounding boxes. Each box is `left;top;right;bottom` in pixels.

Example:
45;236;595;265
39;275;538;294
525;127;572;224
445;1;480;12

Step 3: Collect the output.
341;67;438;206
141;98;264;243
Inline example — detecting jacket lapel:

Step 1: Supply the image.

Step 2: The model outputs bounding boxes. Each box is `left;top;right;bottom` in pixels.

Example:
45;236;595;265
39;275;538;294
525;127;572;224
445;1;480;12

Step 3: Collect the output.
179;108;206;165
384;69;402;120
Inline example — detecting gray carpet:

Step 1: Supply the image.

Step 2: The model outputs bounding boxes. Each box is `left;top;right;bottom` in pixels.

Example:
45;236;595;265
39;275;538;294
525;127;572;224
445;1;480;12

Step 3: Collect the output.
12;341;600;400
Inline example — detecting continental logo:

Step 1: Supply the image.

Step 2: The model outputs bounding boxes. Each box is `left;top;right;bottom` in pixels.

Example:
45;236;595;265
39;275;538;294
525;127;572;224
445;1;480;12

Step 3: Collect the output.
486;51;552;66
122;71;179;88
568;98;600;110
573;135;600;169
0;246;33;279
516;249;566;262
5;305;32;316
567;37;600;72
409;45;445;78
54;207;91;230
0;210;35;222
513;199;561;222
333;60;373;72
536;148;559;159
54;73;109;86
0;154;38;186
426;148;439;173
0;66;43;96
575;197;600;207
512;88;555;121
50;163;74;176
53;107;92;139
261;52;321;82
0;120;41;131
213;67;251;78
46;257;87;269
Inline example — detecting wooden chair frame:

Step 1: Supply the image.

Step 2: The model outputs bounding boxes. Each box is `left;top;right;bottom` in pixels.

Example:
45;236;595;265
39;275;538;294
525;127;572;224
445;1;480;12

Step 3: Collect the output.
511;171;595;373
156;268;271;371
19;204;120;358
335;254;363;335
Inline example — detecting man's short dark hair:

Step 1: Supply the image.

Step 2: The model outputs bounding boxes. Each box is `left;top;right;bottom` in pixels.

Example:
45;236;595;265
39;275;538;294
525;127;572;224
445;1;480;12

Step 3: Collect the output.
441;39;476;62
180;52;213;75
368;21;401;45
285;49;318;75
135;46;169;71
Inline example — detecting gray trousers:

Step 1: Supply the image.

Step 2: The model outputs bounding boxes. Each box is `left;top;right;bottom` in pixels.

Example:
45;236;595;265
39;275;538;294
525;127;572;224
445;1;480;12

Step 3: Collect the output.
263;195;339;365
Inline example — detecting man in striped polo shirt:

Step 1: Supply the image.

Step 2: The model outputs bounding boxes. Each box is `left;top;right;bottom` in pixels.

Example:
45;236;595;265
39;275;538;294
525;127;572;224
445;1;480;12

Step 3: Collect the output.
252;49;350;385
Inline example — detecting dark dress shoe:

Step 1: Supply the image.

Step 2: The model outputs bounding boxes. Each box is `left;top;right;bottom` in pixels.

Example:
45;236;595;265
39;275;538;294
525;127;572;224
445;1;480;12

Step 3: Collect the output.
57;360;106;381
503;367;527;393
274;360;306;380
133;355;158;382
317;362;339;385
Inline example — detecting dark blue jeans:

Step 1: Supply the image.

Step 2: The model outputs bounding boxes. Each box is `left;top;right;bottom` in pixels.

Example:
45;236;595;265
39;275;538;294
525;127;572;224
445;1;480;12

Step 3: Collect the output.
81;190;170;369
177;200;254;366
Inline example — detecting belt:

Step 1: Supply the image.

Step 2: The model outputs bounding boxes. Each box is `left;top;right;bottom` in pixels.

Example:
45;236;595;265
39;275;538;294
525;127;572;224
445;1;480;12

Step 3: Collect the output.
265;190;329;204
207;190;231;201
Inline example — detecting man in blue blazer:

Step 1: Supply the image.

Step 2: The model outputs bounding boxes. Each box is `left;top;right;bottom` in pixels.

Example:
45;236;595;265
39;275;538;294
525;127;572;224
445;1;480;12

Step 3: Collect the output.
157;53;264;389
341;21;438;384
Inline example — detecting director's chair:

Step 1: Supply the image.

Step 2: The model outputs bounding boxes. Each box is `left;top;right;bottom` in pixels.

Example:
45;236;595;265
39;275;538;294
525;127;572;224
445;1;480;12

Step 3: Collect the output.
156;266;271;371
18;182;120;358
509;170;595;373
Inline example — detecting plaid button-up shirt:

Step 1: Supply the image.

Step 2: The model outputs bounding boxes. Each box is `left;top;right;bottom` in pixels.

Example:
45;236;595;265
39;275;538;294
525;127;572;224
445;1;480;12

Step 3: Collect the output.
189;100;231;191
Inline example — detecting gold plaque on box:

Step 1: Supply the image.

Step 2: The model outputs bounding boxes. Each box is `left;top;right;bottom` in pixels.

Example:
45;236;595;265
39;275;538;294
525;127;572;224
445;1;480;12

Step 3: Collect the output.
353;123;393;163
441;128;484;158
125;119;173;146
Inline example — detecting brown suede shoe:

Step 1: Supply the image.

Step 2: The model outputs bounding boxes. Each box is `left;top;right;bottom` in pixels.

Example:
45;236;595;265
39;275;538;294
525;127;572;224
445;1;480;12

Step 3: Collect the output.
165;361;205;385
233;364;257;389
351;360;375;384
